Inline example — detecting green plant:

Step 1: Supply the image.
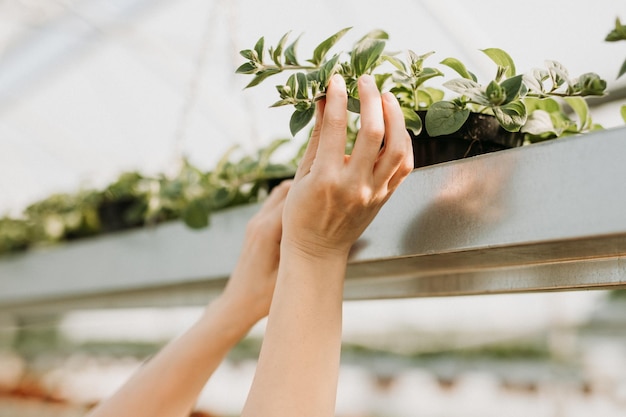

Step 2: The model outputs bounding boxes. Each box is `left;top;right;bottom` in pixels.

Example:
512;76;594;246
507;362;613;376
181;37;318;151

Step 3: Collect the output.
24;191;101;242
605;17;626;123
176;138;296;228
237;28;607;141
0;218;31;253
0;139;297;256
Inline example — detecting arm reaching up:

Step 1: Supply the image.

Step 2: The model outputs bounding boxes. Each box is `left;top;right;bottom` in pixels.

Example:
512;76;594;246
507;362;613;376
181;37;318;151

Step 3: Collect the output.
241;74;413;417
87;180;291;417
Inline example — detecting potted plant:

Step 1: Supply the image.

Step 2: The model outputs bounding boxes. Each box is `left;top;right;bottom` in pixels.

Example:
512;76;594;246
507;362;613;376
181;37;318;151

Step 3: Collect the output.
23;192;101;243
0;218;31;254
177;138;296;228
237;28;607;167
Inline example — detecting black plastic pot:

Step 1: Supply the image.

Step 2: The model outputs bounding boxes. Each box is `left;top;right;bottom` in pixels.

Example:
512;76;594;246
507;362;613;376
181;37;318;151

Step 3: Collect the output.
410;111;524;168
97;197;145;233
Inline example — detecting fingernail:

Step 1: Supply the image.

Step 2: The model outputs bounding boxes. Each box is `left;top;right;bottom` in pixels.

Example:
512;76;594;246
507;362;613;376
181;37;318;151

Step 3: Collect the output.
360;74;374;85
331;73;345;86
382;91;397;103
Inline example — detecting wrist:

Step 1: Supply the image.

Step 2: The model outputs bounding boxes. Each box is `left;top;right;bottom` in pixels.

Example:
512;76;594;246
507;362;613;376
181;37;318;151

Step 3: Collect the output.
199;295;259;343
280;234;351;264
278;238;349;293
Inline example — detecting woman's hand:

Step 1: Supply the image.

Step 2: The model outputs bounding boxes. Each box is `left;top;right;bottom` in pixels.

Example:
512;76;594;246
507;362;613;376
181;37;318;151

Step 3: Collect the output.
220;180;291;325
242;74;413;417
282;74;414;259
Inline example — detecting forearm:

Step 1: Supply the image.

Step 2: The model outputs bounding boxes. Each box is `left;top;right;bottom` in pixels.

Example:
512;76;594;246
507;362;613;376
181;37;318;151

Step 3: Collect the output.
88;295;256;417
241;248;348;417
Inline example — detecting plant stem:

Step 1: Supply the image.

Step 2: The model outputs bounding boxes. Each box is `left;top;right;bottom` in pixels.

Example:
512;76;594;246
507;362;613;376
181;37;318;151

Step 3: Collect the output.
260;64;320;72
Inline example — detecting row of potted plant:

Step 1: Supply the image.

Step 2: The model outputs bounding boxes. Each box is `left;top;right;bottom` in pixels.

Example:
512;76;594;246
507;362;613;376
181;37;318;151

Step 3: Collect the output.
237;26;619;167
0;140;297;256
2;20;625;257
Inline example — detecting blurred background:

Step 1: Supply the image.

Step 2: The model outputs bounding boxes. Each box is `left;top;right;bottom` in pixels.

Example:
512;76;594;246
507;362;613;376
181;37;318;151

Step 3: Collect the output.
2;0;626;416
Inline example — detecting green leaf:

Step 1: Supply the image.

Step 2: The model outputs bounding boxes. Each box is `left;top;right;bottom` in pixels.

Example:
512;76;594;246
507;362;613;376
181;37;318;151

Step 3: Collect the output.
521;110;557;136
276;84;291;99
563;96;590;130
500;74;524;103
619;58;626;79
443;78;481;94
351;38;386;76
443;79;490;106
522;70;547;94
383;55;406;72
285;34;302;65
182;199;210;229
571;73;606;96
295;72;308;99
270;99;293;108
621;105;626;123
523;97;561;113
244;68;281;88
415;67;444;87
347;97;361;113
239;49;256;61
254;37;265;63
493;101;527;132
212;187;233;208
289;107;315;136
401;107;422;135
318;54;340;87
374;73;392;90
486;80;505;105
271;31;291;66
356;29;389;43
422;87;445;104
286;73;297;94
310;27;352;66
545;60;570;89
425;101;470;136
605;17;626;42
235;62;257;74
407;50;435;76
481;48;516;78
440;57;476;81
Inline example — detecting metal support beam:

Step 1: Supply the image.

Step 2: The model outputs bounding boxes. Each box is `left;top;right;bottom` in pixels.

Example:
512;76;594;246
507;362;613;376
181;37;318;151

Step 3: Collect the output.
1;127;626;315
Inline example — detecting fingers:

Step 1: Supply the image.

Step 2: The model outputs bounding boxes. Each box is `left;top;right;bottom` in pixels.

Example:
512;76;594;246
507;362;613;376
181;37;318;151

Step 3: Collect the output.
294;101;325;181
373;92;414;189
263;180;293;209
314;74;348;173
350;75;385;169
249;180;290;242
294;74;412;193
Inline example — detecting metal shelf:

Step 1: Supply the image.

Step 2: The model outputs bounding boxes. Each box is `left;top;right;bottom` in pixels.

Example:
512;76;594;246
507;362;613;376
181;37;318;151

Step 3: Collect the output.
2;126;626;315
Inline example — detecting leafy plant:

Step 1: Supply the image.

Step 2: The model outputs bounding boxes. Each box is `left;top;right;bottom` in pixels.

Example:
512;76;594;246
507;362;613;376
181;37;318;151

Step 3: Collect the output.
24;191;101;242
178;138;296;228
237;28;607;140
0;218;31;254
0;139;296;256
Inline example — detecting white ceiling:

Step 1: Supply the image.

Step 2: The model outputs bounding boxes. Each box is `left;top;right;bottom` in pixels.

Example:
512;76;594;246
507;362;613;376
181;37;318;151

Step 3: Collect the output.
1;0;626;214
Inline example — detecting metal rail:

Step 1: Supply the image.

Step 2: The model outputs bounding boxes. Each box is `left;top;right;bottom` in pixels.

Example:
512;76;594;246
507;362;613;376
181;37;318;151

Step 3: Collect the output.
1;126;626;315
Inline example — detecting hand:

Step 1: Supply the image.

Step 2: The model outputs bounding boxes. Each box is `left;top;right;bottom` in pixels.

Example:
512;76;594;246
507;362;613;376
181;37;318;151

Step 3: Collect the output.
282;74;413;259
220;180;291;324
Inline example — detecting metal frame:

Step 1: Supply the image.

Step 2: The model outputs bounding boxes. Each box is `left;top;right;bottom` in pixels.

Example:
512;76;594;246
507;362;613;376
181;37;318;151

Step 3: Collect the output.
2;127;626;314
